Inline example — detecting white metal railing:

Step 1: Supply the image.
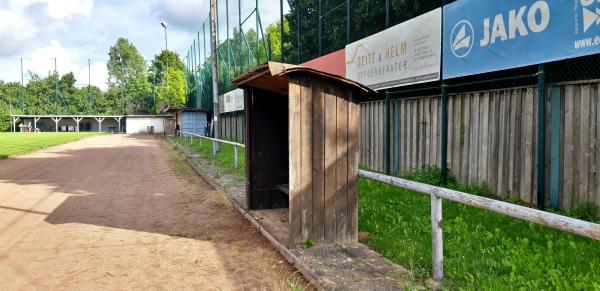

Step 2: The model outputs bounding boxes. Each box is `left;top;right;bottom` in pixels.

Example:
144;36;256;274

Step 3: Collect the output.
358;169;600;282
177;131;245;168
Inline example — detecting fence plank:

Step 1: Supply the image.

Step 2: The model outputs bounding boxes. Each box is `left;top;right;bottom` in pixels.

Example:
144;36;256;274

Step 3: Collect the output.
447;95;454;174
335;85;349;243
432;97;439;167
469;93;480;185
580;85;591;204
412;100;418;170
522;88;534;203
497;91;508;195
596;84;600;210
479;92;490;186
288;78;302;246
425;98;431;166
300;77;313;241
452;96;461;178
324;83;337;243
348;91;360;243
564;86;574;209
312;80;325;243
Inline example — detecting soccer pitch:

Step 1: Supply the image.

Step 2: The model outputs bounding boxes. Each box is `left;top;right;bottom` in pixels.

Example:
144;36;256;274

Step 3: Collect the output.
0;132;103;159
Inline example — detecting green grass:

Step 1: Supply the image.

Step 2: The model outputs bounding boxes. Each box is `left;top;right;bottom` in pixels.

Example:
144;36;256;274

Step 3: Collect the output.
359;167;600;290
0;132;103;159
173;136;245;177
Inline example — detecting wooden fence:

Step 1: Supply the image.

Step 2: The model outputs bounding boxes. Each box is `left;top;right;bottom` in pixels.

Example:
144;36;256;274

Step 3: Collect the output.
360;81;600;210
219;112;244;142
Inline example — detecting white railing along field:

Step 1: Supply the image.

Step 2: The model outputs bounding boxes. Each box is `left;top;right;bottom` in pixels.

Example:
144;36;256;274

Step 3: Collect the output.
358;170;600;282
177;131;245;168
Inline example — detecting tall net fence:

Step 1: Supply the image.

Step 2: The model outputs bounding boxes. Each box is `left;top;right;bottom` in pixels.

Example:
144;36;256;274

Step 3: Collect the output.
184;0;450;109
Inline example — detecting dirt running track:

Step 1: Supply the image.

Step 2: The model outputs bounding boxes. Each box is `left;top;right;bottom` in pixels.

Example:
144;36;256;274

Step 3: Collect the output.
0;135;305;290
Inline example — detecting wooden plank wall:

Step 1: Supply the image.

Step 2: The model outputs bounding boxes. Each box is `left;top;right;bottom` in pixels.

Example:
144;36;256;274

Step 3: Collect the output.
219;112;244;142
289;75;359;246
359;81;600;210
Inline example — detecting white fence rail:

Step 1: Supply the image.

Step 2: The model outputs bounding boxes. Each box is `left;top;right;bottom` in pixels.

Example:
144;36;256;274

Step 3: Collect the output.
358;169;600;282
177;131;245;168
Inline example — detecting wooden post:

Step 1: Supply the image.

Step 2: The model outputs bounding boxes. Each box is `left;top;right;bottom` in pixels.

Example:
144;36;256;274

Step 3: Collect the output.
234;145;238;168
431;194;443;282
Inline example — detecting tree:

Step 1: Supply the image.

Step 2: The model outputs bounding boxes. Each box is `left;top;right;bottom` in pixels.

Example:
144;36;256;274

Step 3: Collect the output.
107;37;152;114
157;67;185;110
149;50;184;84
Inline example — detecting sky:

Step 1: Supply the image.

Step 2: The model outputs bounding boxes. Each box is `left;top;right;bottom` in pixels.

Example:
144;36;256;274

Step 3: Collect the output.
0;0;288;91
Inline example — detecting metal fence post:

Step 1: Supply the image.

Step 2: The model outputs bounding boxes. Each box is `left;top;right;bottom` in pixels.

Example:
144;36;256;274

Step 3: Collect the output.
234;145;238;168
431;194;443;282
537;64;546;211
440;84;448;185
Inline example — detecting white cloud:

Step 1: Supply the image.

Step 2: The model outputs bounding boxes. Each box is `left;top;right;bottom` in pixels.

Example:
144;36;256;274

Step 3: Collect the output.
8;0;94;19
0;10;38;55
151;0;208;31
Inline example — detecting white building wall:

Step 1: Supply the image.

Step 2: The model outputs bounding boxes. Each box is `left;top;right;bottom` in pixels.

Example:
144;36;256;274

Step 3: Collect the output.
125;117;165;134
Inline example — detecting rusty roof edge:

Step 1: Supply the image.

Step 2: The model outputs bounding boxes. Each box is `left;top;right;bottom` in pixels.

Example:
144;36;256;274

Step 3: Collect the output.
231;62;376;94
230;63;270;86
270;62;376;94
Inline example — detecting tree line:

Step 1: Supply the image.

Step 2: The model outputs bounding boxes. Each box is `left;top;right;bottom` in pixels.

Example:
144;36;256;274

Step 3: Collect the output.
0;37;186;131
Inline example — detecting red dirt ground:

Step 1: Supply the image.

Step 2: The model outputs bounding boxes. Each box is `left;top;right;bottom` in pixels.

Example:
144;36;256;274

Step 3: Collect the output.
0;134;307;290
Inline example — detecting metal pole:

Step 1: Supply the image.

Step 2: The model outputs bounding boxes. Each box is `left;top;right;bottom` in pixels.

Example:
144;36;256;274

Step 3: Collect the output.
20;58;24;111
256;0;260;65
537;64;546;211
385;0;390;27
346;0;351;43
55;58;58;115
441;84;448;185
296;3;300;63
280;0;284;62
88;58;91;109
385;90;391;175
210;0;221;151
318;0;322;56
431;194;443;281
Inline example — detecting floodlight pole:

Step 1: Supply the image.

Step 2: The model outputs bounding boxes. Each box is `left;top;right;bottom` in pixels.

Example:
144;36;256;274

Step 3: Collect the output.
20;58;24;111
210;0;220;149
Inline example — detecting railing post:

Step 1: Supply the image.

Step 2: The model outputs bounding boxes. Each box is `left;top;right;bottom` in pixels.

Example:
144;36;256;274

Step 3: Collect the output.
234;145;238;168
431;194;443;282
213;141;217;159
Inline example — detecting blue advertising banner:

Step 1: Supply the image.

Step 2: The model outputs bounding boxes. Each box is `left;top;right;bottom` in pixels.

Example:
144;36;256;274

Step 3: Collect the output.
443;0;600;79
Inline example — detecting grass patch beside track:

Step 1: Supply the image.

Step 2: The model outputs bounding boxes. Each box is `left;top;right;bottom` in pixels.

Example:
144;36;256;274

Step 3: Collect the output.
173;136;245;177
359;167;600;289
0;132;103;159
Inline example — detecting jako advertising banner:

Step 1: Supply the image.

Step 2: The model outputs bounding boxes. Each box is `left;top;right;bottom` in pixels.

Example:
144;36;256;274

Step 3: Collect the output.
345;8;441;90
444;0;600;79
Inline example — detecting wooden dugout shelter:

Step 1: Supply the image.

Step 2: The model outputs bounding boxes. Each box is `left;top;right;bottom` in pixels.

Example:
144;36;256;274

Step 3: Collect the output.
232;62;375;246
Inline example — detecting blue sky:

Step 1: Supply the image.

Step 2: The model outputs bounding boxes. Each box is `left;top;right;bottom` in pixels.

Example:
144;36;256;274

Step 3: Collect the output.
0;0;287;90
